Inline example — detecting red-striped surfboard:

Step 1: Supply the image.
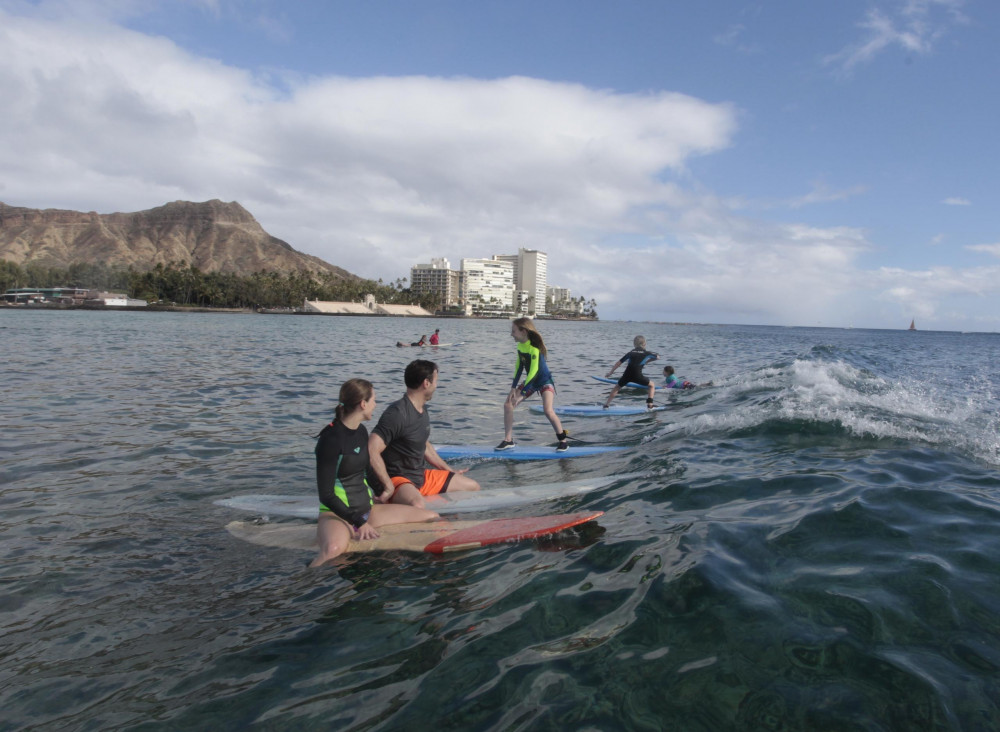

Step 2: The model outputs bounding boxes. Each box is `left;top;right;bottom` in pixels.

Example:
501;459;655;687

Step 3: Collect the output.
226;511;603;554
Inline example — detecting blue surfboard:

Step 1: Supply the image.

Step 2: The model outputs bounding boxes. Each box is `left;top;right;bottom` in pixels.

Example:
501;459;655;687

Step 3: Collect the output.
435;444;626;461
529;404;668;417
591;375;650;389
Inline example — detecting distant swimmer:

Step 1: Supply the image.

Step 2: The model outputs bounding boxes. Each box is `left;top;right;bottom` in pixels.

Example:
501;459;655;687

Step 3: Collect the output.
396;335;428;347
604;335;658;410
429;329;440;345
311;378;438;567
496;318;570;452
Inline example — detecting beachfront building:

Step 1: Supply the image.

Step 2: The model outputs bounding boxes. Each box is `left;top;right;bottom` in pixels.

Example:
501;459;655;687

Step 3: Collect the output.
303;294;432;316
1;287;145;306
410;258;463;311
547;286;582;315
460;257;515;316
495;248;547;315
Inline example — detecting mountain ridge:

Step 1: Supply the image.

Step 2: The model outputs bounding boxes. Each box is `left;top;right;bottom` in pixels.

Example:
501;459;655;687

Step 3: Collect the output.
0;199;354;279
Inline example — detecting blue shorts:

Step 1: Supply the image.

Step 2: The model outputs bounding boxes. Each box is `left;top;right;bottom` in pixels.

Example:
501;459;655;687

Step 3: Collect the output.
522;381;556;399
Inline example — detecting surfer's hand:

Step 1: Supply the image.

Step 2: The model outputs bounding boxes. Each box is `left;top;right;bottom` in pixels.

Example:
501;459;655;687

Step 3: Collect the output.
376;486;395;504
355;522;379;541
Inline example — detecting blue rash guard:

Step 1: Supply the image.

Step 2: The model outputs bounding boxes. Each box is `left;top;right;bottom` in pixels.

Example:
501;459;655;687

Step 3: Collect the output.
618;348;658;387
664;374;694;389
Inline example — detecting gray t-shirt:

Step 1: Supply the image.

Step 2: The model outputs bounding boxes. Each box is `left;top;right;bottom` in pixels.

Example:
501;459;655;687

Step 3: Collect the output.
372;395;430;489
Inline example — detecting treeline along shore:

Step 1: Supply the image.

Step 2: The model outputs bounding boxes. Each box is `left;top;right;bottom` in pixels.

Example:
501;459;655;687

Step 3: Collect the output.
0;260;437;311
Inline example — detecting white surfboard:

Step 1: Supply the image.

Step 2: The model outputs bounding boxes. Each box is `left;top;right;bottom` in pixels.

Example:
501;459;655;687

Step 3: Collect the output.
215;473;638;519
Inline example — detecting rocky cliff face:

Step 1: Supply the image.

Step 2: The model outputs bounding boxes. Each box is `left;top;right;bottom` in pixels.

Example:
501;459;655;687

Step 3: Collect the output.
0;199;354;278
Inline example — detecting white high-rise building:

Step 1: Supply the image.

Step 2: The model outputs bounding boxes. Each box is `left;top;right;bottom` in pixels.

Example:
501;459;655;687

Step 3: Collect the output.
411;258;462;309
495;248;547;315
460;257;515;315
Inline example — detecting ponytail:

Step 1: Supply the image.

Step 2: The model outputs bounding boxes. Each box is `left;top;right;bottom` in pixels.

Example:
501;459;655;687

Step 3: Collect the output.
334;378;373;422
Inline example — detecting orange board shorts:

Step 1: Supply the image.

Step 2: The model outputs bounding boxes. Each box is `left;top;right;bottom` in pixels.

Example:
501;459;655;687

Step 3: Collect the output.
391;469;454;496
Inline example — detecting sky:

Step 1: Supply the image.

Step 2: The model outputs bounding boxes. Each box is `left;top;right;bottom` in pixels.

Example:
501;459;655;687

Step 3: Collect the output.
1;0;999;330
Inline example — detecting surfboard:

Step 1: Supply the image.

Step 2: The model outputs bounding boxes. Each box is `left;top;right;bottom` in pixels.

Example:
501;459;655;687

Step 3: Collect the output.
591;375;707;391
435;444;626;461
529;404;668;417
591;375;649;389
226;511;604;554
215;474;635;519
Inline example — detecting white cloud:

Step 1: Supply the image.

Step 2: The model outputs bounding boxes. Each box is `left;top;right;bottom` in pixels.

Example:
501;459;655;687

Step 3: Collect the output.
0;8;740;279
824;0;968;73
967;244;1000;259
0;4;995;329
727;182;868;212
871;264;1000;321
943;197;971;206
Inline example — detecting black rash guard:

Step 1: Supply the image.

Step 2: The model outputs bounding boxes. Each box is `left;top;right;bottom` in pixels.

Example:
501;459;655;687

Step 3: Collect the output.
618;348;658;387
315;420;374;527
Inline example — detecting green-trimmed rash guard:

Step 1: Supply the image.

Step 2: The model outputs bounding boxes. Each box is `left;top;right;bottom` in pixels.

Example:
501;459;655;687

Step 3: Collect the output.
315;420;374;528
512;340;554;393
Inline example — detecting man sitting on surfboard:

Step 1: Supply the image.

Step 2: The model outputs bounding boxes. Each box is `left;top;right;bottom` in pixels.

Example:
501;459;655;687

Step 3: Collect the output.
369;359;480;508
604;335;658;409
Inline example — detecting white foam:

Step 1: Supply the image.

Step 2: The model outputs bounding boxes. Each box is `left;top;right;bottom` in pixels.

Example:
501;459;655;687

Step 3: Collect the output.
659;357;1000;465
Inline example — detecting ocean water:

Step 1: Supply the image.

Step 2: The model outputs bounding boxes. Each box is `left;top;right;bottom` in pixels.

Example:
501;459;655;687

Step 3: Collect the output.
2;310;999;731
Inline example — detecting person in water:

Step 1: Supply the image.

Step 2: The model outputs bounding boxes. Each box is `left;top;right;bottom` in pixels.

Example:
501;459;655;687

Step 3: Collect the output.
603;335;658;409
496;317;570;452
312;378;438;567
396;335;428;347
662;365;696;389
369;359;480;508
429;329;440;346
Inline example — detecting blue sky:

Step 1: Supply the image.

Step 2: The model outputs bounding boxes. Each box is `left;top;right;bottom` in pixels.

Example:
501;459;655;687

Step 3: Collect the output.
2;0;998;330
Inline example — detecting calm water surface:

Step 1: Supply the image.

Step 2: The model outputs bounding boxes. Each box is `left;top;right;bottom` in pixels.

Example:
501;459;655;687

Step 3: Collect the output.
2;310;999;730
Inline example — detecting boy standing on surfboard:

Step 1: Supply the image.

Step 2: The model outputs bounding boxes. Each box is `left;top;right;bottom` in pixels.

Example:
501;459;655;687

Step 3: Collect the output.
369;359;480;509
603;335;658;409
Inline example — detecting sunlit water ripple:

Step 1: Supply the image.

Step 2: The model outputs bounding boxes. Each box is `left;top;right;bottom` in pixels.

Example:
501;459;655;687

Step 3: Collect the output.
1;310;999;730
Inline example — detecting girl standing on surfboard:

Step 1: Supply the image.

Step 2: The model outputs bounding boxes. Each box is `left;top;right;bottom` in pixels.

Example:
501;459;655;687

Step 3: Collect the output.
496;317;570;452
312;378;438;566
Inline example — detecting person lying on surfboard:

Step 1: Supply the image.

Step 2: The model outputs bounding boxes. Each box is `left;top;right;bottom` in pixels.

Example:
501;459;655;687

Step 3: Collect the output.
603;335;658;410
496;317;570;452
312;378;438;567
369;359;480;509
662;365;696;389
396;335;428;347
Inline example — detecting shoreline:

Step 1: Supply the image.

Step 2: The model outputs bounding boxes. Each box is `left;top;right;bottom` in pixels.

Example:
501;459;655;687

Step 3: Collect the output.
0;303;599;320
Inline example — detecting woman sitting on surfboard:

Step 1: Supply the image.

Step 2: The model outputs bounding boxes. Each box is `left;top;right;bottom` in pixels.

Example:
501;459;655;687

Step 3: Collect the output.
603;335;658;410
396;335;428;347
312;378;438;566
496;317;570;452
